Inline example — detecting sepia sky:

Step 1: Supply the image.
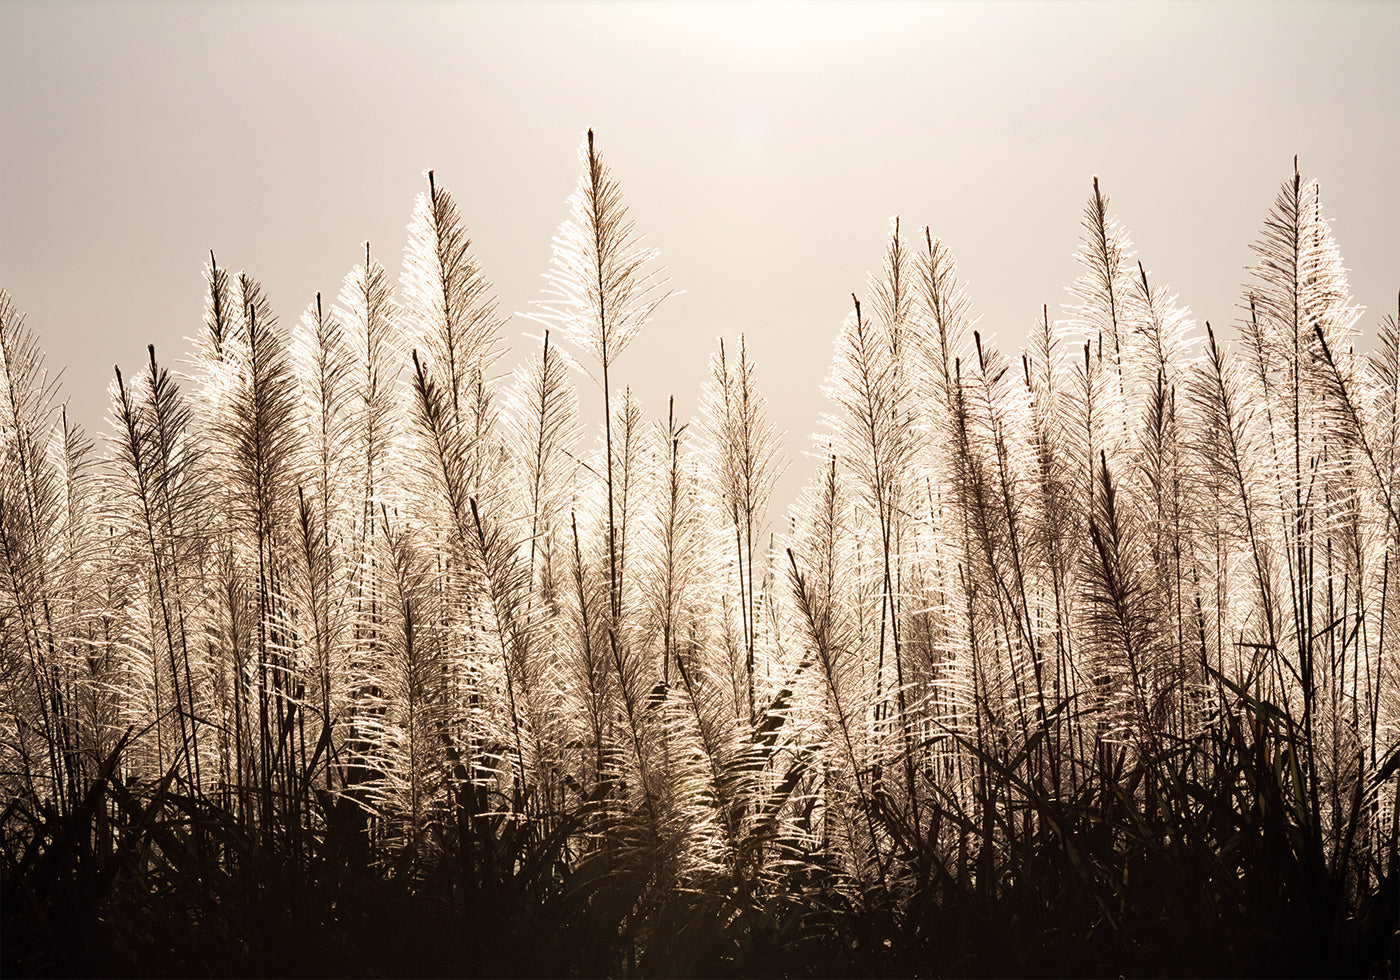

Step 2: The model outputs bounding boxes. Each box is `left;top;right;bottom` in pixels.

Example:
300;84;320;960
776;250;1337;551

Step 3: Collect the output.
2;0;1397;508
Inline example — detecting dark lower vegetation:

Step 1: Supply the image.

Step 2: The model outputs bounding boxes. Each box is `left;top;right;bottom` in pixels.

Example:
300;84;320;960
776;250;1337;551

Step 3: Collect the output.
5;690;1396;977
1;142;1397;976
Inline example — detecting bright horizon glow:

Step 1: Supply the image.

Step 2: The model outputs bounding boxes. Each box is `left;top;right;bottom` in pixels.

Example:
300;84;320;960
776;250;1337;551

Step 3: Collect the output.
2;0;1397;512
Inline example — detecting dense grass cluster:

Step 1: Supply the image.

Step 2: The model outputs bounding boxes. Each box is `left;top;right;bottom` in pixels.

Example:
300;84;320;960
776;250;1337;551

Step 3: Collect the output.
2;134;1397;977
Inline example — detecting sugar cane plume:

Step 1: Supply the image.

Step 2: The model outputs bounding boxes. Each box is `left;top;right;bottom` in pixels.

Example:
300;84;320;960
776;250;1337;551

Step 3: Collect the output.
0;149;1395;978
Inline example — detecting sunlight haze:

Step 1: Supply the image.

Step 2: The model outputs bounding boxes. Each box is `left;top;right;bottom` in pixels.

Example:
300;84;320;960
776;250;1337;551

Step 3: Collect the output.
2;0;1396;506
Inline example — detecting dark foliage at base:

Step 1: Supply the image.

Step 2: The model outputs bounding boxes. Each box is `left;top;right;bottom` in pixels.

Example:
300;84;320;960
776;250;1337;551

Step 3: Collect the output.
5;702;1396;978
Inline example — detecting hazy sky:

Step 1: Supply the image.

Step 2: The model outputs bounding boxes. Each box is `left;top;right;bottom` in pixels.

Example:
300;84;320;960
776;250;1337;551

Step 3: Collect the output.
2;0;1397;507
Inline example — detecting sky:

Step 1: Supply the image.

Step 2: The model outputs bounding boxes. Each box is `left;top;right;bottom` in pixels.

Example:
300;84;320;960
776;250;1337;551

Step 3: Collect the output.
2;0;1397;511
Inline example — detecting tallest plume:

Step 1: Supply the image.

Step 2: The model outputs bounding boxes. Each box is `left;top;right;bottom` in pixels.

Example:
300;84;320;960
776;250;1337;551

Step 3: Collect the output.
529;130;671;629
531;129;670;374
